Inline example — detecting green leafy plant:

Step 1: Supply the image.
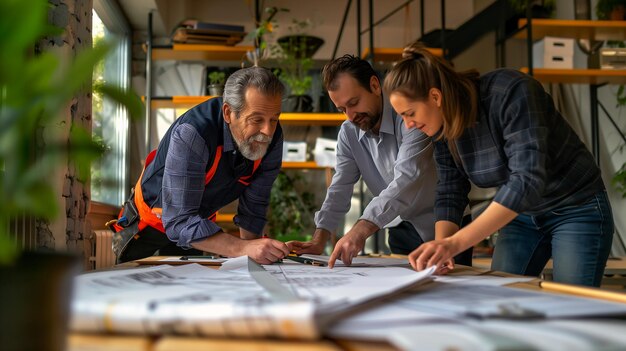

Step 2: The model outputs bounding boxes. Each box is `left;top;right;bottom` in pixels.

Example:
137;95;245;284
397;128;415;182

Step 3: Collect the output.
208;71;226;85
273;53;313;95
268;171;316;242
507;0;556;17
0;0;142;264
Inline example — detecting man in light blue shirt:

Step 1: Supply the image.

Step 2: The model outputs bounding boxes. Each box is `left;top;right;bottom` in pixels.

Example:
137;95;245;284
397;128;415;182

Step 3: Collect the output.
290;55;471;268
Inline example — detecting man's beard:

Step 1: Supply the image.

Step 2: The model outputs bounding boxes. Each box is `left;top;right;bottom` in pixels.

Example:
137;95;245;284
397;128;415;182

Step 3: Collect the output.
352;111;380;132
232;133;272;160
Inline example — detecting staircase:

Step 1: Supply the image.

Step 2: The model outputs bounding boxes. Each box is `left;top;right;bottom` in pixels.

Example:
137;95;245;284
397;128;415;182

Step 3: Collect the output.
418;0;519;60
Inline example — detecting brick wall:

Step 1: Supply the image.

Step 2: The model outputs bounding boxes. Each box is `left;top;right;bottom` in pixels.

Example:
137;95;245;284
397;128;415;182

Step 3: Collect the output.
35;0;93;267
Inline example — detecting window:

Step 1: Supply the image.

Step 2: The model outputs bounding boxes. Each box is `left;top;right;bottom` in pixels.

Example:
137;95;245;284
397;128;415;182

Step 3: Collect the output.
91;2;131;206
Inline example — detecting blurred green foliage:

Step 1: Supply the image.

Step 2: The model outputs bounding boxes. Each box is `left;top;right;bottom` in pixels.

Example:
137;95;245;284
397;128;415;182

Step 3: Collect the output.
268;171;316;242
0;0;142;264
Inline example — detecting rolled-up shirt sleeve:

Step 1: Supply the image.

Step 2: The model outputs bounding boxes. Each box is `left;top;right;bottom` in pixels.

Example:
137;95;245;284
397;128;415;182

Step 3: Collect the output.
434;140;471;226
235;129;283;235
314;127;361;232
161;123;223;248
361;127;436;229
492;77;549;213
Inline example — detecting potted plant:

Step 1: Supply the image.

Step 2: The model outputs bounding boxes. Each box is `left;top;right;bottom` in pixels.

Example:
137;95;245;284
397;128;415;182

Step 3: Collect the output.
268;171;316;242
0;1;141;350
207;70;226;96
273;19;324;112
507;0;556;18
596;0;626;20
504;0;556;35
245;6;289;66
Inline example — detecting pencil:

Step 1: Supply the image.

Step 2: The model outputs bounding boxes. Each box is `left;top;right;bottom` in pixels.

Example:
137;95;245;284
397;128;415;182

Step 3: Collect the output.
539;281;626;304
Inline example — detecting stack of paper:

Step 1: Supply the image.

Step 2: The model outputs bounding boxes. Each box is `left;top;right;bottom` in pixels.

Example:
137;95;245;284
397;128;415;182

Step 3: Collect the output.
69;257;434;339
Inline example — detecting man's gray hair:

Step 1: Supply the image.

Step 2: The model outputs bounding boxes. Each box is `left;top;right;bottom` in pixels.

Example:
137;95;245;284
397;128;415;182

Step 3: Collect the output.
223;66;284;117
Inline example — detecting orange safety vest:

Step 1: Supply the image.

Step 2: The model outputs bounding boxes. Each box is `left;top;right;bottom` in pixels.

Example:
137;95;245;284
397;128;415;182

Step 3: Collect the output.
114;146;261;234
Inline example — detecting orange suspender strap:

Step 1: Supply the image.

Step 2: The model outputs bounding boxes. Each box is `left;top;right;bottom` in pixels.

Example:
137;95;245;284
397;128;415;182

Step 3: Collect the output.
237;159;262;186
133;145;262;233
134;150;165;232
112;150;159;233
204;146;223;185
136;146;225;233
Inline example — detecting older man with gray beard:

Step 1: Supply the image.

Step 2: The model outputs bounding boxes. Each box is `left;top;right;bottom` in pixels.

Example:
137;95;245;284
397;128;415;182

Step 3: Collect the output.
112;67;291;264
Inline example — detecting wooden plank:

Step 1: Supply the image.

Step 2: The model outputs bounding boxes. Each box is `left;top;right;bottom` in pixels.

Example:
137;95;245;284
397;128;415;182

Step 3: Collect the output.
280;113;345;126
521;68;626;84
68;334;153;351
362;47;444;62
515;19;626;41
282;161;326;169
155;337;342;351
152;44;253;61
148;99;346;126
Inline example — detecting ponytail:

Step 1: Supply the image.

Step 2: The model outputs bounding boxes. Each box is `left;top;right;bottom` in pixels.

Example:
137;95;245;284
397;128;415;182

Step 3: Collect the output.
384;40;479;141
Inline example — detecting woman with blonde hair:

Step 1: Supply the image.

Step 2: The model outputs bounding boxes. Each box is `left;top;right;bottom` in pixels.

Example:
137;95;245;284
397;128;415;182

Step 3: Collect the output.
384;40;613;287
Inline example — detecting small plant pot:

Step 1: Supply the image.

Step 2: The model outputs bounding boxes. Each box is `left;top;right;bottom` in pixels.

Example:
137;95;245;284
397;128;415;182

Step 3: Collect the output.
0;251;80;351
208;84;224;96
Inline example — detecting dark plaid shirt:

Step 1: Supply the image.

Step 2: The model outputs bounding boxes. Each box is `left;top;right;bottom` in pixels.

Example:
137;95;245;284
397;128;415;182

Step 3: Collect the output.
433;69;605;226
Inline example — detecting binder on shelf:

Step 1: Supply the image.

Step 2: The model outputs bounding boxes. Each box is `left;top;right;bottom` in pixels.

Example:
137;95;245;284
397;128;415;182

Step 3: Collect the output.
173;20;246;46
180;19;244;33
172;28;245;45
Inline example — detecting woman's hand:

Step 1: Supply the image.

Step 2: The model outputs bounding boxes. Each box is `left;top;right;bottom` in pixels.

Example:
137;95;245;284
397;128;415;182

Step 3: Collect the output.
408;238;459;274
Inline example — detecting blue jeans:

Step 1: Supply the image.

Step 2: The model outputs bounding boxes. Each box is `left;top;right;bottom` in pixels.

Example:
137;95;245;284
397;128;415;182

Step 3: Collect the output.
491;191;613;287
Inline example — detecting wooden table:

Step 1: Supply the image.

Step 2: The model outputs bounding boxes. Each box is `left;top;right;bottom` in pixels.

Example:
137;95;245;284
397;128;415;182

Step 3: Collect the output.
473;257;626;290
67;259;624;351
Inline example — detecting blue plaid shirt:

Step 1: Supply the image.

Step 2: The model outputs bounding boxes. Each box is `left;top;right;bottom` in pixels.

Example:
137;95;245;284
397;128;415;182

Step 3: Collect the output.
434;69;605;226
158;99;283;248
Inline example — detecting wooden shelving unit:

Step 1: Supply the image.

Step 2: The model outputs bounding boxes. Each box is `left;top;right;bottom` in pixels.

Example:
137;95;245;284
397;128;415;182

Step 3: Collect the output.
361;47;443;62
146;29;339;226
516;19;626;162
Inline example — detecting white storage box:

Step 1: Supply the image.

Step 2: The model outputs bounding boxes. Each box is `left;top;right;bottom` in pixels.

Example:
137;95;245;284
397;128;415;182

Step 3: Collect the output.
533;54;574;69
532;36;574;69
533;36;574;56
314;138;337;168
282;141;307;162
